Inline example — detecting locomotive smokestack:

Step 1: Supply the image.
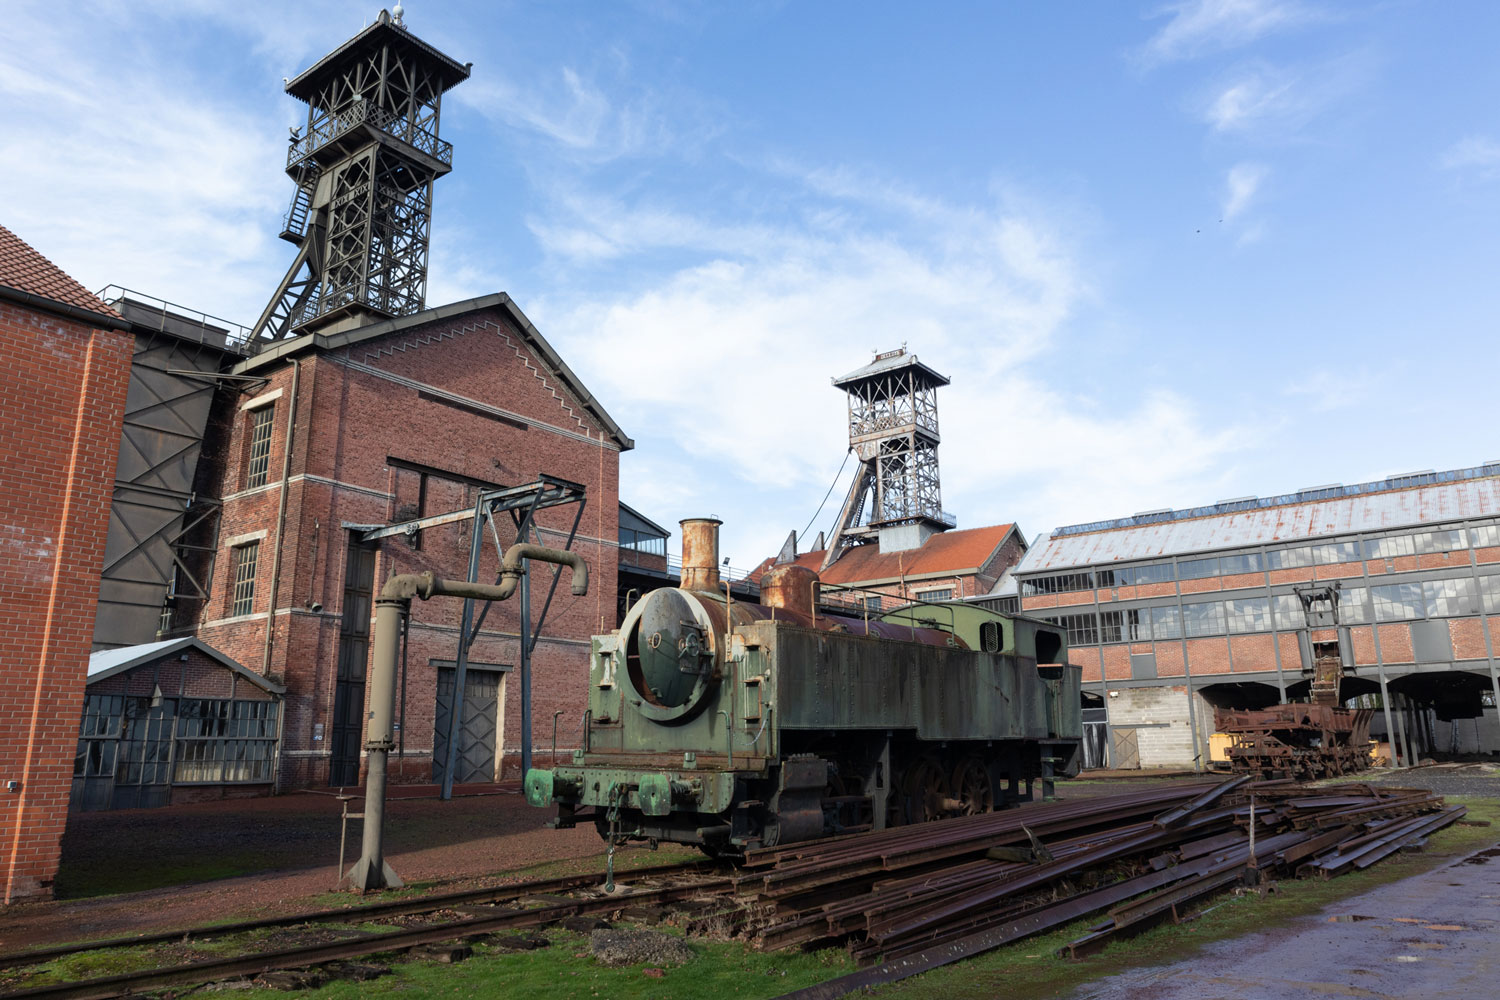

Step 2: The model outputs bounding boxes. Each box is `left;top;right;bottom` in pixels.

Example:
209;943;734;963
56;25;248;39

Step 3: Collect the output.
679;517;723;592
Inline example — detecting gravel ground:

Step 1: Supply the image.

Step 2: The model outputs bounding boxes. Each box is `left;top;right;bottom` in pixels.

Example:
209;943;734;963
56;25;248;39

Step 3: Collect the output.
1360;761;1500;799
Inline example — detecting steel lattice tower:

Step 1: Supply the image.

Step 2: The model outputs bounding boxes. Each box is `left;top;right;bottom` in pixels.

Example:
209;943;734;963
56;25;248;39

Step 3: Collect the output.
251;8;470;342
822;349;953;569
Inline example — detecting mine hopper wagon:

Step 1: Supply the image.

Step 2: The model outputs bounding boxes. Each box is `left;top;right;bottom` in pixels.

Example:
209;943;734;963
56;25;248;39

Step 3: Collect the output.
1214;704;1375;781
526;520;1083;857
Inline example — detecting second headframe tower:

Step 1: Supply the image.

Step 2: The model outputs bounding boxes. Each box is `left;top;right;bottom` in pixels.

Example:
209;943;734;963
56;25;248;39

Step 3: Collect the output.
822;348;955;570
251;7;470;342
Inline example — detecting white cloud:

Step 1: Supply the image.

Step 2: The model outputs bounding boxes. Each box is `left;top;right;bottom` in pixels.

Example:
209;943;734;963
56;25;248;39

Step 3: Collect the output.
1204;66;1295;131
1141;0;1315;66
1441;135;1500;179
1222;163;1268;222
523;170;1256;562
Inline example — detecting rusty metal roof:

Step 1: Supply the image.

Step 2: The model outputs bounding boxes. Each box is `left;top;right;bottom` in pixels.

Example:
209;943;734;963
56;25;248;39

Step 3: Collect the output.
0;224;120;321
1018;467;1500;572
832;348;950;389
750;522;1018;586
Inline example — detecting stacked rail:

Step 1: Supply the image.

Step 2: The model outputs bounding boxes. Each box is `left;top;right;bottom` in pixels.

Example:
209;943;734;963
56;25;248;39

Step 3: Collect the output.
757;777;1463;1000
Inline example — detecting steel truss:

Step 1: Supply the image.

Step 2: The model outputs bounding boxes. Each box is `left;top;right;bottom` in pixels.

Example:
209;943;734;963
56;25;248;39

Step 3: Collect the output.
252;12;468;342
361;475;587;798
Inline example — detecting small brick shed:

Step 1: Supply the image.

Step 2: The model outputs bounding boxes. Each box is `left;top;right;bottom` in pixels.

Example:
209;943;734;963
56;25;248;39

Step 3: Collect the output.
73;637;285;811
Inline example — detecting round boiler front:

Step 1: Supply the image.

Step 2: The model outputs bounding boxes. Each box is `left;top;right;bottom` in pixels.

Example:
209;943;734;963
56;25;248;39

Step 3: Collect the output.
621;587;722;724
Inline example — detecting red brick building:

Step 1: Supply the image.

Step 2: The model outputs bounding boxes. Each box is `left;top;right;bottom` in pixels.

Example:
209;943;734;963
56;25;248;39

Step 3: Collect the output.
749;522;1027;613
1011;467;1500;768
0;224;134;902
179;294;630;787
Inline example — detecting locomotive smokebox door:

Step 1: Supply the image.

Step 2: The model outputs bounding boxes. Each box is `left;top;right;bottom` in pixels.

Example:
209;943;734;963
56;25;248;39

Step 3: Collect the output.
627;589;719;724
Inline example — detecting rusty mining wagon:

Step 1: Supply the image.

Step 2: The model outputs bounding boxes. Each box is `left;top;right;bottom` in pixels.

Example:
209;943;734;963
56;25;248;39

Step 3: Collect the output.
1214;649;1374;780
525;518;1083;856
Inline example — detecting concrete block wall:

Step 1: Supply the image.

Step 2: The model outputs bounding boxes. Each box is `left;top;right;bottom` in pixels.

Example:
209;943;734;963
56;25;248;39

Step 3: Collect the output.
0;300;133;902
1103;684;1213;769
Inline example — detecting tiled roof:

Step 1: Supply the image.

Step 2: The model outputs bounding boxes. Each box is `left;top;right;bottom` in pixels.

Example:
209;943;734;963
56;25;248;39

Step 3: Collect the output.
749;522;1017;586
0;224;120;320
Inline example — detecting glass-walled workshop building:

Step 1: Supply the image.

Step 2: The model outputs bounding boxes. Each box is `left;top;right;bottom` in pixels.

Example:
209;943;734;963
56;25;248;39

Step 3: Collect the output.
1011;463;1500;769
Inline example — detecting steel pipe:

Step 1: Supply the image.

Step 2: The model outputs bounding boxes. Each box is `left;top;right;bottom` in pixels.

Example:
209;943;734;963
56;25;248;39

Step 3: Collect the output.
346;544;586;892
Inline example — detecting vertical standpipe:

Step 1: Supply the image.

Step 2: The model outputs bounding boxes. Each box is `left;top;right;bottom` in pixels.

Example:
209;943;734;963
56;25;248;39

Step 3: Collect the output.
347;550;587;892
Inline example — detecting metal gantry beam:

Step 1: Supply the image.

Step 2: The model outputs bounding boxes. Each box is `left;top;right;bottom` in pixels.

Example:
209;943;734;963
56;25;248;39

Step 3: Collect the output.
362;475;587;798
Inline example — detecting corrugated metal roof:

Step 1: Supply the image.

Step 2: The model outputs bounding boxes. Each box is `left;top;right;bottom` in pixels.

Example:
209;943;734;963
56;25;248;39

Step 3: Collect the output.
832;350;950;388
87;637;285;694
1018;473;1500;573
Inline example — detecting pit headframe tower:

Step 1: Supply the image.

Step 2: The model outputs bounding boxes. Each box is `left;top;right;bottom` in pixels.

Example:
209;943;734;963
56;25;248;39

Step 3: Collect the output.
822;348;954;570
251;7;470;342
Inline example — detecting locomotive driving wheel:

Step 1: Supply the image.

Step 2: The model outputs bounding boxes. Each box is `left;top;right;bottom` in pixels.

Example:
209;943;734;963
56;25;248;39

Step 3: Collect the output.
951;757;994;816
903;757;953;823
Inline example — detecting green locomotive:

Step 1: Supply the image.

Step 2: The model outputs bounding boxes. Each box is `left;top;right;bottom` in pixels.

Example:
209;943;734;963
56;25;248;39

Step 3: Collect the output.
525;520;1082;854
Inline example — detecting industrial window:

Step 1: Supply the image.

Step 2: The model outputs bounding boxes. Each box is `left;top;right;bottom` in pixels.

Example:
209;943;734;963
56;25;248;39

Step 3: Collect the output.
1021;572;1094;596
1104;563;1173;587
1471;524;1500;548
1311;541;1361;565
1422;578;1478;617
1150;605;1182;640
1272;593;1304;629
1479;575;1500;614
174;700;279;783
1266;546;1313;570
1363;535;1414;560
1225;597;1271;633
1099;610;1122;644
1371;583;1424;622
917;588;953;602
1181;601;1225;637
1219;553;1262;575
1413;529;1468;554
1176;557;1219;581
863;595;883;611
245;405;274;489
231;542;259;617
619;527;667;557
1339;587;1370;625
1052;613;1098;646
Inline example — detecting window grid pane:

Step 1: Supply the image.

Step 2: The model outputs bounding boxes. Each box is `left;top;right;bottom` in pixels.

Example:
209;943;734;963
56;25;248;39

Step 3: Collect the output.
1182;601;1225;637
1225;597;1271;633
232;543;259;617
1423;578;1478;617
246;406;274;489
1372;582;1424;621
1339;587;1370;625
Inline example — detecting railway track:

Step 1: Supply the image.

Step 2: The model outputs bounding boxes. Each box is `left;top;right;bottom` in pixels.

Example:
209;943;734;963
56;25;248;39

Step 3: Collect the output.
0;779;1466;1000
0;861;728;1000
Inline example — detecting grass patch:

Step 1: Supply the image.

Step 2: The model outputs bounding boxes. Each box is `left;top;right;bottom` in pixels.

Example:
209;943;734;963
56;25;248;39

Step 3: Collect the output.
242;927;852;999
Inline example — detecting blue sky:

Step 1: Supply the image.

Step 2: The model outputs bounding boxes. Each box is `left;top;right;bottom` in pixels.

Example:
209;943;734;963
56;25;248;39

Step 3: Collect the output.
4;1;1498;573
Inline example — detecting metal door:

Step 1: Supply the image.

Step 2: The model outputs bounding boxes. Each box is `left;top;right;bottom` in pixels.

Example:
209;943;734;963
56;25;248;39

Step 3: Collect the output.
330;540;376;786
1110;728;1141;770
433;668;501;785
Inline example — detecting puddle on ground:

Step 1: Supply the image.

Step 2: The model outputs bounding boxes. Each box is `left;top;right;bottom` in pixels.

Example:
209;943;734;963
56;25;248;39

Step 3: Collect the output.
1328;914;1379;923
1459;848;1500;866
1392;955;1423;963
1422;924;1466;931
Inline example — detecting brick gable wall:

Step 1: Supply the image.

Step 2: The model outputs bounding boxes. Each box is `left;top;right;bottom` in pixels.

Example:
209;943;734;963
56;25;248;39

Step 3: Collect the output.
0;300;133;902
188;304;620;786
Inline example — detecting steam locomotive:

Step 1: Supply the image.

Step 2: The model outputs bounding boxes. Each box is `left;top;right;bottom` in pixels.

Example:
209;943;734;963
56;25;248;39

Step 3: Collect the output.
524;518;1083;854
